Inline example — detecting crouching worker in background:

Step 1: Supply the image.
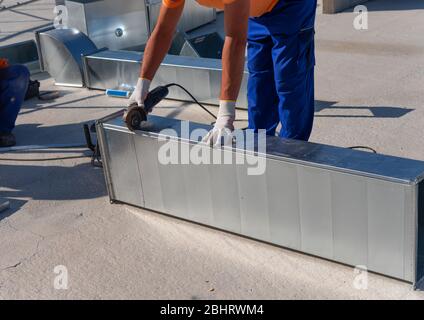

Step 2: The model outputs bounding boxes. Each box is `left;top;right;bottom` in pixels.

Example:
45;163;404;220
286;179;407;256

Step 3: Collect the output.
0;58;30;147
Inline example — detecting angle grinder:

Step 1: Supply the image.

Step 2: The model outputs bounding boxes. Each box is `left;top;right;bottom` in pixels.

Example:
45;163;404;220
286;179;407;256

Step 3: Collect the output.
123;85;170;131
123;83;217;131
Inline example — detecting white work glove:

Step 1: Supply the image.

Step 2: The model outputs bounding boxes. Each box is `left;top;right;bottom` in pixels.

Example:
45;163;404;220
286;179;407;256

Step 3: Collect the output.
202;100;236;147
128;78;151;107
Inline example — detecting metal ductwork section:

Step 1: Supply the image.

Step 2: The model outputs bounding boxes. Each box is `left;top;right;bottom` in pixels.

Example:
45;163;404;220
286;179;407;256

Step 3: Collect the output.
170;31;224;59
64;0;150;51
96;111;424;289
82;49;248;107
147;0;216;35
64;0;215;51
35;26;98;87
35;0;221;91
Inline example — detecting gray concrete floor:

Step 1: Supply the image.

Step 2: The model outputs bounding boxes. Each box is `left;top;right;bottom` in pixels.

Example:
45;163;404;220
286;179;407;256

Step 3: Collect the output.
0;0;53;46
1;0;424;299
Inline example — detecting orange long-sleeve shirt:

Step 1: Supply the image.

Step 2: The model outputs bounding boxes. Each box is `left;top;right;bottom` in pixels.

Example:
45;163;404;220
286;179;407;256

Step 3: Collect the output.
163;0;278;17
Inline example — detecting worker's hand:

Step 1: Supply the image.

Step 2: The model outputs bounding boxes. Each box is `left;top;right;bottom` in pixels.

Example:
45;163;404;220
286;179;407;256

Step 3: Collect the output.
202;100;236;147
128;78;151;107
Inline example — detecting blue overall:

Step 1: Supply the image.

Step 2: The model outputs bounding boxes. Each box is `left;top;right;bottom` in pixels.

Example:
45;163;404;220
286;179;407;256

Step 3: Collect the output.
247;0;317;141
0;65;29;133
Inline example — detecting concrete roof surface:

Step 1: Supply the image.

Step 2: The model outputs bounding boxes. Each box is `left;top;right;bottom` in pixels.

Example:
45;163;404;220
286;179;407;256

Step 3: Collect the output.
1;0;424;299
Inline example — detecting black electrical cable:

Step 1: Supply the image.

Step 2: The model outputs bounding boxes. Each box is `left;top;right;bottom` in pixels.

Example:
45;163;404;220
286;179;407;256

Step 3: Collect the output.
164;83;217;120
164;83;251;125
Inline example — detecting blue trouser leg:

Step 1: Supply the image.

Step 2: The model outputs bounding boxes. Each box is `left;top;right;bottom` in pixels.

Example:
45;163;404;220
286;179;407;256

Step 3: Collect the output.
247;0;317;141
273;28;316;140
0;65;30;133
247;33;280;136
275;66;315;140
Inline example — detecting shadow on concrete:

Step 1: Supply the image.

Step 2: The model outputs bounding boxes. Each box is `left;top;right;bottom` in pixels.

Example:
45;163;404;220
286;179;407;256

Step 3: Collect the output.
21;90;72;110
0;199;27;222
20;93;123;115
12;121;90;147
0;120;107;220
0;161;106;204
363;0;424;11
20;92;105;113
315;100;414;118
8;8;51;21
0;22;52;44
316;38;424;56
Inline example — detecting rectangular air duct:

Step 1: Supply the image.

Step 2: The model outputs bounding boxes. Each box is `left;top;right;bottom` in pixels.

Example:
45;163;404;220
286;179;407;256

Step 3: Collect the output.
96;111;424;289
64;0;151;51
147;0;216;34
82;49;249;107
64;0;215;51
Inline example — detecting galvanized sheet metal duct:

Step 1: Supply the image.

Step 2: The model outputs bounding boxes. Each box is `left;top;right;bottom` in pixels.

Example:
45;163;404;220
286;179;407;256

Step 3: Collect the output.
96;111;424;288
82;49;249;107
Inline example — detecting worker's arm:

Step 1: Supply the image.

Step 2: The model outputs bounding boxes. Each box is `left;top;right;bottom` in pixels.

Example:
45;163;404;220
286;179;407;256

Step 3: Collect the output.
203;0;250;146
140;1;184;80
220;0;249;101
128;1;184;106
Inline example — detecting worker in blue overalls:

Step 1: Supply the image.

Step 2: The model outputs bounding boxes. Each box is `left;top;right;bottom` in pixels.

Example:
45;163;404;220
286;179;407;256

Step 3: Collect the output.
247;0;317;141
129;0;317;144
0;58;30;147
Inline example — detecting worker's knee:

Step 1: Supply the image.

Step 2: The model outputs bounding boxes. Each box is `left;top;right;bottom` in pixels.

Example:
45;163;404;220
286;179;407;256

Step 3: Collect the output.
6;65;30;88
0;65;30;105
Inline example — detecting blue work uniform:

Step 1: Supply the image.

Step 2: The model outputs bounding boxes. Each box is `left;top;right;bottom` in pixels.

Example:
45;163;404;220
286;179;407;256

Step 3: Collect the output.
0;65;30;133
247;0;317;141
